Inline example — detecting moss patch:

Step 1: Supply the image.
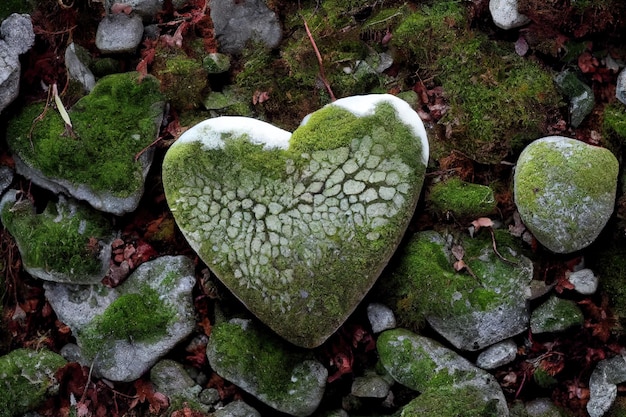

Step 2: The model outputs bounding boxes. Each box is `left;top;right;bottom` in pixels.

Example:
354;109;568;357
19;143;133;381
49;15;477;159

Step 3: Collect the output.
0;348;67;417
401;385;499;417
427;177;496;219
392;1;561;163
0;195;112;279
7;72;164;197
79;286;173;359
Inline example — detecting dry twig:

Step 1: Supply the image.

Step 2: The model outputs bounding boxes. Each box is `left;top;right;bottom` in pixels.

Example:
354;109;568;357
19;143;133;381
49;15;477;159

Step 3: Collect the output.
303;18;336;102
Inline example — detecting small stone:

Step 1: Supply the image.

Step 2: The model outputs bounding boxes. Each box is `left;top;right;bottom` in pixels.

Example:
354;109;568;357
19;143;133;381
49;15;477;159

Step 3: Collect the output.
617;68;626;105
198;388;220;405
65;42;95;92
150;359;197;396
554;70;595;128
476;339;517;370
530;295;584;334
489;0;530;30
568;268;598;295
213;400;261;417
526;398;568;417
0;165;13;196
351;373;390;398
0;14;35;113
366;303;396;333
96;14;144;54
587;356;626;417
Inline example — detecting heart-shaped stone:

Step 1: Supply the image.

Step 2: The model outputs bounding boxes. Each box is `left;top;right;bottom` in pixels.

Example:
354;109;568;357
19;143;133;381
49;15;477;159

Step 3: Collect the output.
163;94;428;347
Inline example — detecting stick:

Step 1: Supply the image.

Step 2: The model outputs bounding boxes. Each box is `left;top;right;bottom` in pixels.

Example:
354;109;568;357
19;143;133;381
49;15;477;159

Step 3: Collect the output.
303;18;336;102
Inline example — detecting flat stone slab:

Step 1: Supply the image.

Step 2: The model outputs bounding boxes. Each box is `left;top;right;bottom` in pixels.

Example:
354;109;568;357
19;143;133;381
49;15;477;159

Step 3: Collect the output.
163;94;429;347
514;136;618;253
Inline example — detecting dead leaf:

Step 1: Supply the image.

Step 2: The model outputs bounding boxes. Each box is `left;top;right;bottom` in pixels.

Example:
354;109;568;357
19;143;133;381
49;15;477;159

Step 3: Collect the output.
451;244;465;261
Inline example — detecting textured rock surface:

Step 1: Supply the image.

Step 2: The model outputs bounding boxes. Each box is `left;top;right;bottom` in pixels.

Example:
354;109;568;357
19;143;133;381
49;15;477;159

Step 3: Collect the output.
587;355;626;417
0;13;35;113
7;72;164;215
207;318;328;417
555;70;595;128
377;328;509;416
96;14;144;54
514;136;618;253
210;0;282;53
163;94;428;347
0;348;67;417
476;339;518;370
530;295;584;334
44;256;196;382
64;42;95;92
0;190;113;284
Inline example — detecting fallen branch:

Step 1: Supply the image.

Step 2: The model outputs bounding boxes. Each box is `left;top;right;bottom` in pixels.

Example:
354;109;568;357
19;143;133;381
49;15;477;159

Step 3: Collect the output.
303;18;336;102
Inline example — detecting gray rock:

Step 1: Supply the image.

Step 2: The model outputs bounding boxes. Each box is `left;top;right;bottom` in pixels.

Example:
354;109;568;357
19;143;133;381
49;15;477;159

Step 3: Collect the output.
489;0;530;30
568;268;598;295
207;318;327;416
367;303;396;334
0;165;13;196
514;136;618;253
44;256;196;382
65;43;96;92
587;355;626;417
526;398;568;417
476;339;518;370
96;14;144;54
351;371;391;398
0;14;34;113
0;190;114;284
198;388;220;405
617;68;626;105
213;400;261;417
150;359;197;395
210;0;281;53
530;295;584;334
555;70;595;128
377;328;509;416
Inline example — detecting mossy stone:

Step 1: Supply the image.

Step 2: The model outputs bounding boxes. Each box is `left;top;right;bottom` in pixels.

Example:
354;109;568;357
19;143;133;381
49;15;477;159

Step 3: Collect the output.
400;385;499;417
377;229;532;350
530;296;584;334
514;136;618;253
7;72;165;215
206;319;327;417
0;190;113;284
427;177;496;220
163;94;428;348
0;348;67;417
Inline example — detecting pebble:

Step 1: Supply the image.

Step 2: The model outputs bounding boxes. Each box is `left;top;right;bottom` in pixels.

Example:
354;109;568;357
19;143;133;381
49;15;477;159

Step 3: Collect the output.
64;42;96;92
351;372;391;398
213;400;261;417
530;296;584;334
367;303;396;334
554;70;595;128
568;268;598;295
96;14;144;54
476;339;518;370
617;68;626;105
489;0;530;30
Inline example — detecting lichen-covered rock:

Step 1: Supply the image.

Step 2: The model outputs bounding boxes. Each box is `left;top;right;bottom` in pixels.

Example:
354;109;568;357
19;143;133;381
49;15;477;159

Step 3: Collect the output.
530;295;584;334
587;356;626;417
0;348;67;417
514;136;618;253
0;190;113;284
400;384;501;417
7;72;165;215
206;319;327;417
377;328;508;416
163;94;428;347
378;229;532;351
44;256;195;382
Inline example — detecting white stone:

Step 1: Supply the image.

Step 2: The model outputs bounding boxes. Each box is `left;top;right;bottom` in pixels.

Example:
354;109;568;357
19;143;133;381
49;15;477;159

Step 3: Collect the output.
489;0;531;30
476;339;517;370
344;180;366;195
568;268;598;295
367;303;396;333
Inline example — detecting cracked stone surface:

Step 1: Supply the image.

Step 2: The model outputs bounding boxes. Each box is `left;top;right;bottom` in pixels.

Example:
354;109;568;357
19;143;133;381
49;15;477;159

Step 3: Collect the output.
163;94;428;347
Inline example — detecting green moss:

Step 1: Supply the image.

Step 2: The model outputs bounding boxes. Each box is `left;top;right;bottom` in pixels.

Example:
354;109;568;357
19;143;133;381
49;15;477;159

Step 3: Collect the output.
0;197;111;277
209;321;306;402
153;49;208;111
533;367;557;388
603;103;626;152
378;230;530;330
7;72;164;197
0;348;67;417
401;385;499;417
392;1;561;163
79;286;173;359
0;0;34;20
592;245;626;336
428;177;496;219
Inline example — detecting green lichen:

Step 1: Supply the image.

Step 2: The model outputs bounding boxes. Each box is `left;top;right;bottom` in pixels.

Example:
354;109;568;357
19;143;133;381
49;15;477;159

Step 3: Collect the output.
401;385;499;417
7;72;164;197
392;1;561;163
79;286;173;359
0;348;67;417
427;177;496;219
0;196;111;278
208;321;310;403
378;230;529;330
